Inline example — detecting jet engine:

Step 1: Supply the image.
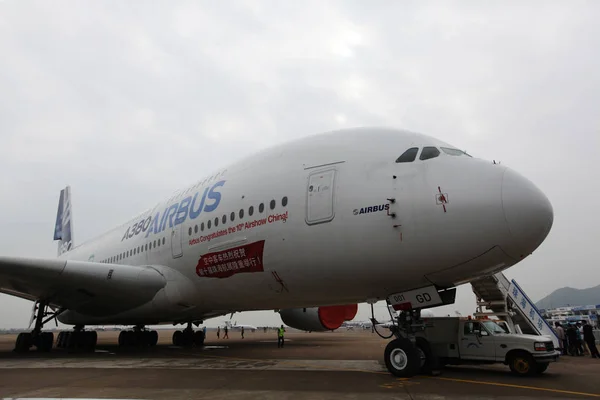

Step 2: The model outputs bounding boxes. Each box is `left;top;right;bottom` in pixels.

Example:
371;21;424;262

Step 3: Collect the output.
279;304;358;332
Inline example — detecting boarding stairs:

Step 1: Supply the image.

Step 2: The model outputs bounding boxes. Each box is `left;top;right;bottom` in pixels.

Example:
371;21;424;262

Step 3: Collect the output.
471;272;560;349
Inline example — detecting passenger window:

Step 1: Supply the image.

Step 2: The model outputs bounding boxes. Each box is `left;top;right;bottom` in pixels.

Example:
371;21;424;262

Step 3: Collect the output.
222;215;226;224
239;209;244;219
249;206;254;216
230;211;235;222
420;146;440;160
153;240;156;248
162;237;165;245
201;222;205;231
282;196;288;207
396;147;419;163
188;227;192;236
270;200;276;210
194;225;198;234
259;203;265;213
214;217;219;227
208;220;212;229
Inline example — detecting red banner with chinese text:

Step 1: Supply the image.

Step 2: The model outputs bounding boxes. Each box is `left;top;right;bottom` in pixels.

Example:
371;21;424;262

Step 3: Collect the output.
195;240;265;279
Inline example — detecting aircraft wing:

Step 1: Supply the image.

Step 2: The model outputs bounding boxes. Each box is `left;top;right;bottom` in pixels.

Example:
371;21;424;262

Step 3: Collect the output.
0;256;166;316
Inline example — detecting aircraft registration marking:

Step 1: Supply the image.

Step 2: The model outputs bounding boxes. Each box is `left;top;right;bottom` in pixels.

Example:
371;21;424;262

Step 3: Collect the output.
388;285;443;310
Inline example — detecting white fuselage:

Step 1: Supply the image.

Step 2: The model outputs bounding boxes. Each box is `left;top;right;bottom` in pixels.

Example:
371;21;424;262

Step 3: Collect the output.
57;128;553;326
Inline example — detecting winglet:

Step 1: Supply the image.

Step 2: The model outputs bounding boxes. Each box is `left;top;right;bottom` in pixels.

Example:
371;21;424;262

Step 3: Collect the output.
54;186;74;256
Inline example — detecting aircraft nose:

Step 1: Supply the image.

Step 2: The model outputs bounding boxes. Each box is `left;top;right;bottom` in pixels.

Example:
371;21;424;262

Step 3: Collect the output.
502;168;553;259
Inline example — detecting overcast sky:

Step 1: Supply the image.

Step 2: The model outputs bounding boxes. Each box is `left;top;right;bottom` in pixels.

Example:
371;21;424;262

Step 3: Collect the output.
0;1;599;329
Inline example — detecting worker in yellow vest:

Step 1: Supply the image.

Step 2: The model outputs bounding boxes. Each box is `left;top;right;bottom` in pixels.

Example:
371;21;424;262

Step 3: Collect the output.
277;325;286;348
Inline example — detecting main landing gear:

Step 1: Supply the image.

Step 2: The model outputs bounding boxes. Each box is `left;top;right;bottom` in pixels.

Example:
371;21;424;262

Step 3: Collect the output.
373;306;441;378
56;326;98;351
14;301;60;353
118;326;159;348
172;322;205;347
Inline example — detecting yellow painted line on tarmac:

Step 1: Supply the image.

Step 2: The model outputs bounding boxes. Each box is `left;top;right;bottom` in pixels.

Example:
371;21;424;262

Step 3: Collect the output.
432;377;600;398
172;351;600;397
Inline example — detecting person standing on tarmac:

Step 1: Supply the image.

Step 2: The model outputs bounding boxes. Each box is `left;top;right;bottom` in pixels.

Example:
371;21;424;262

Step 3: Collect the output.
582;321;600;358
217;326;220;339
277;325;286;348
224;325;229;339
241;326;245;339
554;322;566;355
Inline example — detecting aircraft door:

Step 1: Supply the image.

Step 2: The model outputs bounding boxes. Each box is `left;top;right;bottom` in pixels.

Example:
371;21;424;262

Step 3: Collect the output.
171;224;183;258
305;168;336;225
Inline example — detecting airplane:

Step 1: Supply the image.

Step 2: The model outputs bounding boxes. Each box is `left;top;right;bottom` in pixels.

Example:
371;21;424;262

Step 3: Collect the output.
0;127;553;377
222;321;257;332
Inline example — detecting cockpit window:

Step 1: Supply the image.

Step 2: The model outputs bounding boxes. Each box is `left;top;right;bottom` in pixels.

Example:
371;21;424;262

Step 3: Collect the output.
441;147;472;157
396;147;419;163
419;146;440;160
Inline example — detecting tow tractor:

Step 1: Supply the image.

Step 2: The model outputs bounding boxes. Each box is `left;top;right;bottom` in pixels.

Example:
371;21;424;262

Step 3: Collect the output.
371;285;560;377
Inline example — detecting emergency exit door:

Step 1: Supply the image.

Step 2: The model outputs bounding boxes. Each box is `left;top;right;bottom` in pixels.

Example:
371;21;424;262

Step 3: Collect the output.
171;224;183;258
305;169;336;225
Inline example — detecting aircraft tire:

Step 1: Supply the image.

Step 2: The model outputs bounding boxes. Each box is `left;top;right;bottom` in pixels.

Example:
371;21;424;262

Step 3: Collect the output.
150;330;158;346
193;330;205;347
384;338;421;378
36;332;54;352
14;332;31;353
56;332;65;348
172;330;183;346
85;331;97;351
415;337;441;376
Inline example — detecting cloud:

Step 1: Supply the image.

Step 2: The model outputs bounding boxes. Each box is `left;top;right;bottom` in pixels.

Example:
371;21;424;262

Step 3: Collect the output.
0;0;599;328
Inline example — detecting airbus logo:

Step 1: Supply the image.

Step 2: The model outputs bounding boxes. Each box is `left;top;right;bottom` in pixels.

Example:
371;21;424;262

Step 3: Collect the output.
353;204;390;215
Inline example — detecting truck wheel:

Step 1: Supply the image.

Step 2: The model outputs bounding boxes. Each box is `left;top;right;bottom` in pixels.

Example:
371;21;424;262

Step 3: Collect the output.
535;362;549;374
508;352;536;376
384;338;420;377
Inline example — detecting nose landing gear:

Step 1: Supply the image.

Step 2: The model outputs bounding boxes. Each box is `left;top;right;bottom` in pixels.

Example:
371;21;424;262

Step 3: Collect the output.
372;305;440;378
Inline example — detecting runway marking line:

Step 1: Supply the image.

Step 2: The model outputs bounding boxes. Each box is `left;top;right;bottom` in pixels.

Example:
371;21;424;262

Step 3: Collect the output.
430;376;600;398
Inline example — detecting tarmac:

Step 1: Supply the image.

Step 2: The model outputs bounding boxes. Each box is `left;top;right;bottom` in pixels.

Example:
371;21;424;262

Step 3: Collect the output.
0;329;598;399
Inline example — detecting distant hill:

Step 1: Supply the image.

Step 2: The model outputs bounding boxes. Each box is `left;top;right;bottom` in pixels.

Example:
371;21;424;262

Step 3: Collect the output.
536;285;600;310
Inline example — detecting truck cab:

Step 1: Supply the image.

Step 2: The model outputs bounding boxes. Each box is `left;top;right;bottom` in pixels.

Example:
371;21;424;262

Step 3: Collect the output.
416;317;560;376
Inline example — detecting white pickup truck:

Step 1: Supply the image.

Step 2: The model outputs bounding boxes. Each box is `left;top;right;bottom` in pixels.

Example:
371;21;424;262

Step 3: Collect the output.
412;317;560;376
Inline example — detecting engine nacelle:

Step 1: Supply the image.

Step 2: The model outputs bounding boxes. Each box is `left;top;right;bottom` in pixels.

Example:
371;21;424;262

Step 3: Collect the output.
279;304;358;332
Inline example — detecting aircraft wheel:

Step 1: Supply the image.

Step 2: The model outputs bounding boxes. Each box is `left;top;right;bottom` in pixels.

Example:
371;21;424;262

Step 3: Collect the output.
172;330;183;346
415;337;441;376
384;338;421;378
194;330;205;347
182;330;194;347
84;331;97;351
56;332;64;348
150;330;158;346
14;332;32;353
36;332;54;352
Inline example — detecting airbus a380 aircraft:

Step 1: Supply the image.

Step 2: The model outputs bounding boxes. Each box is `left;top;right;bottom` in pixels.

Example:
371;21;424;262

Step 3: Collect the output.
0;127;553;377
